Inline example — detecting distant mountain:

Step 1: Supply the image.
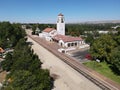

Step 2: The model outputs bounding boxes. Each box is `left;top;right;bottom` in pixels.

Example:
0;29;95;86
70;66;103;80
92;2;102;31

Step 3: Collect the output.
66;20;120;24
82;20;120;24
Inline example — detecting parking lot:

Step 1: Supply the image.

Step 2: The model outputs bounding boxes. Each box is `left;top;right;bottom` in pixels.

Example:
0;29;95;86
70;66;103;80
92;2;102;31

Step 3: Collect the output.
67;49;90;63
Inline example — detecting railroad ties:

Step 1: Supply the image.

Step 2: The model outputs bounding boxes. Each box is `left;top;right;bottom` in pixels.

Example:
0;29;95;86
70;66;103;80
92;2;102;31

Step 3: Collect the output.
28;35;118;90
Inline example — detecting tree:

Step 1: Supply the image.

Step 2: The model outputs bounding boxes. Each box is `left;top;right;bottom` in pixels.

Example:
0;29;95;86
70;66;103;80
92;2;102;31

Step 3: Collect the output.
2;70;37;90
90;34;117;62
1;38;53;90
116;27;120;35
1;22;53;90
85;33;94;45
2;70;52;90
0;22;26;48
11;38;42;72
111;47;120;73
1;53;13;71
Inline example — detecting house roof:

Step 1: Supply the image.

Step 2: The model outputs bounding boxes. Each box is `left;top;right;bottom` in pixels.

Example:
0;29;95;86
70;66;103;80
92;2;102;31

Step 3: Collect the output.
58;13;64;16
43;28;56;33
53;34;83;42
0;47;4;53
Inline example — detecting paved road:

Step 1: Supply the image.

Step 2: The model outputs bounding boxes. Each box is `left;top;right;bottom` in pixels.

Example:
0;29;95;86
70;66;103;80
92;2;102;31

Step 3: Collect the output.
67;49;89;63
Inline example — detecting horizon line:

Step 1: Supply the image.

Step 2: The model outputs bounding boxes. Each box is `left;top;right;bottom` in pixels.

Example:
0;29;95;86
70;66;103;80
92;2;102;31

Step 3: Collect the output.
1;19;120;24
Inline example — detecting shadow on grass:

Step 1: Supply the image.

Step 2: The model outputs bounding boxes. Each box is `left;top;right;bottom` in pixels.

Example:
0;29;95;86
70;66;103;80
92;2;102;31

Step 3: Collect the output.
109;65;120;76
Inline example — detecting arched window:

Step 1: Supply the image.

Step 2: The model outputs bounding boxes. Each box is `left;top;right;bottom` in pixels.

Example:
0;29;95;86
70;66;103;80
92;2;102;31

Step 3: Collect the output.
60;43;63;46
71;43;74;46
75;43;77;46
68;43;70;47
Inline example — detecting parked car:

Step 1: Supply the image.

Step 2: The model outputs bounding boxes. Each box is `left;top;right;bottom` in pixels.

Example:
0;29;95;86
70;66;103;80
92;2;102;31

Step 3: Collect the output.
85;54;92;60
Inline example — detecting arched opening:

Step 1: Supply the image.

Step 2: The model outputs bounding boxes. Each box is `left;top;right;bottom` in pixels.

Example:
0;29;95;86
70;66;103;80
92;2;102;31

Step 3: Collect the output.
75;42;77;46
71;43;74;46
68;43;70;47
60;43;63;46
62;50;65;53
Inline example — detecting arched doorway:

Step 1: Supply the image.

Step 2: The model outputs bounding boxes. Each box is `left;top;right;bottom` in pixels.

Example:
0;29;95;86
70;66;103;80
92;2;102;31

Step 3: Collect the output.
60;43;63;46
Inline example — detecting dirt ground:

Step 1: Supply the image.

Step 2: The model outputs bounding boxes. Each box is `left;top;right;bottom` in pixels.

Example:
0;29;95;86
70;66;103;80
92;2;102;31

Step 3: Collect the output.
0;71;7;83
27;36;101;90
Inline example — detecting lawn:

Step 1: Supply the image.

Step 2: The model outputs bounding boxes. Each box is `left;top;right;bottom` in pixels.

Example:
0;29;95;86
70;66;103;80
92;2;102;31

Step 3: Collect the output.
83;61;120;84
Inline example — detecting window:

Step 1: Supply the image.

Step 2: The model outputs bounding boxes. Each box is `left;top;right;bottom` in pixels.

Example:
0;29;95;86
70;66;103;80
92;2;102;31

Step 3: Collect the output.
61;18;64;23
68;43;70;47
75;43;77;46
60;43;63;46
71;43;74;46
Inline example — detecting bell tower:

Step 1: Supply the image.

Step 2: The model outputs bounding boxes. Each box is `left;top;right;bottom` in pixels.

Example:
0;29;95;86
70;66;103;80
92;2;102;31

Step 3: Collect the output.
57;13;65;35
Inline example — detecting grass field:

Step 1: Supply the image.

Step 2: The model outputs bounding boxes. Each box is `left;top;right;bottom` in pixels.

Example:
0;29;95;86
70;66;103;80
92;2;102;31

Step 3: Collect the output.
83;61;120;84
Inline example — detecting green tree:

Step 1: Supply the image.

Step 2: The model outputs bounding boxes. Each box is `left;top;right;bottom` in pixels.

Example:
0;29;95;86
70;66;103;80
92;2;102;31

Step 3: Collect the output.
1;22;53;90
90;34;116;62
111;47;120;73
3;70;37;90
2;70;52;90
1;38;52;90
85;33;94;44
1;53;13;71
11;38;42;72
0;22;26;48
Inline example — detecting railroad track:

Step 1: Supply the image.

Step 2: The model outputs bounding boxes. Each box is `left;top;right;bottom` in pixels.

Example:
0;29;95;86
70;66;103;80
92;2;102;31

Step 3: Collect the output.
60;56;110;90
28;35;119;90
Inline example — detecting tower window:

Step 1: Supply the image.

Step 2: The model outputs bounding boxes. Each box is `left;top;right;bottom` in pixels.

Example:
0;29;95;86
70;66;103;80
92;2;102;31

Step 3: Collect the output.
61;18;64;23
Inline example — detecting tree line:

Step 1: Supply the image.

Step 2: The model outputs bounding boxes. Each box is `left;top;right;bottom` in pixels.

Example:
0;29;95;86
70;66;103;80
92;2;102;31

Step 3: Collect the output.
0;22;53;90
0;22;26;48
25;23;120;73
90;27;120;74
25;23;56;35
26;23;119;36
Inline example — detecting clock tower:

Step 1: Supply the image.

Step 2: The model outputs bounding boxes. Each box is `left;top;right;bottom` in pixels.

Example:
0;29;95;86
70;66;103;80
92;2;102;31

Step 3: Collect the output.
57;13;65;35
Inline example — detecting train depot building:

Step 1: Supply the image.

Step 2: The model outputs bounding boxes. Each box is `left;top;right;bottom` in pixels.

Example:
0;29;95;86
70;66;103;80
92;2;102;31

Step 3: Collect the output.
39;13;89;52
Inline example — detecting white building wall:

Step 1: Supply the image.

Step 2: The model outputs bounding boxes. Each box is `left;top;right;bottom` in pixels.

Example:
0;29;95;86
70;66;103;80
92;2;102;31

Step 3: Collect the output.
59;40;65;47
64;43;68;47
98;31;109;34
57;15;65;35
57;23;65;35
39;32;48;38
49;30;57;37
40;32;49;37
39;30;57;38
58;40;85;48
39;33;43;37
46;37;52;41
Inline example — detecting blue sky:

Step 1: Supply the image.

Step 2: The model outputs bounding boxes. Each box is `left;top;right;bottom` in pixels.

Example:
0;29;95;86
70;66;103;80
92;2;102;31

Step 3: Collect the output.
0;0;120;23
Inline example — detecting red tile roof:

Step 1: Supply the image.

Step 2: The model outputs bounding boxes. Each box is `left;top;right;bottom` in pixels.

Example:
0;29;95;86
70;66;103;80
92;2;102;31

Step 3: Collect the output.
53;34;83;42
0;47;4;53
58;13;64;16
43;28;56;33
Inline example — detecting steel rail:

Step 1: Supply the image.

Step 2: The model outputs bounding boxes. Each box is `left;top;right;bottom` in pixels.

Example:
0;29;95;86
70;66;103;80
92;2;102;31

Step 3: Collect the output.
28;35;119;90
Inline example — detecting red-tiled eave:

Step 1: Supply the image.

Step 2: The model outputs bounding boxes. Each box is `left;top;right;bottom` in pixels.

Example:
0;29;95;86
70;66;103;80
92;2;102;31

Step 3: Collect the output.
0;47;4;53
43;28;56;33
53;34;83;42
